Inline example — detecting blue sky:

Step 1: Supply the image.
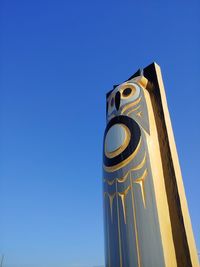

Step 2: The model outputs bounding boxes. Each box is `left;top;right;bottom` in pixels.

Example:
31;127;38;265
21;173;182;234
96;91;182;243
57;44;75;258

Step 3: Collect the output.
0;0;199;266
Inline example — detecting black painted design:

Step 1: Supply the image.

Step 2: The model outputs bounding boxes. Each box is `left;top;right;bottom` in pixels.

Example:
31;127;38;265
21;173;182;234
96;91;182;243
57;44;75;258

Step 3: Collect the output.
103;115;141;167
115;91;121;110
122;87;132;97
110;97;114;107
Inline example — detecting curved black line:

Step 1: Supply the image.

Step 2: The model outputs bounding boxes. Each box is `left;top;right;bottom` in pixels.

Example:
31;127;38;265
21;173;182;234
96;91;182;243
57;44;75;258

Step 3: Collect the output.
103;115;141;167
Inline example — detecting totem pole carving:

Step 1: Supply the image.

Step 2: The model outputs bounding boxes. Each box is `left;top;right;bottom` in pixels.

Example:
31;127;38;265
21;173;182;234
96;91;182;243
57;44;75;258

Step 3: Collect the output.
102;63;199;267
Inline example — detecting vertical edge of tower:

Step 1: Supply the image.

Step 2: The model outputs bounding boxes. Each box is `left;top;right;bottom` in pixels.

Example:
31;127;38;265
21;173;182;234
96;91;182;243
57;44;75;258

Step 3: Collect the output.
143;62;199;267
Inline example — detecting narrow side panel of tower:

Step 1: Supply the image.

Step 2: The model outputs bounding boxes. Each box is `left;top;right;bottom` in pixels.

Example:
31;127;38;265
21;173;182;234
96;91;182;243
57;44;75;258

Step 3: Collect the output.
143;62;199;267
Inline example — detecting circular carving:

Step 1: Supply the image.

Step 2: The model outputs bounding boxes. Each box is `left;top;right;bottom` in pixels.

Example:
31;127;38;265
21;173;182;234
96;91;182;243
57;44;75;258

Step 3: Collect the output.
121;84;137;99
105;124;131;158
103;115;141;171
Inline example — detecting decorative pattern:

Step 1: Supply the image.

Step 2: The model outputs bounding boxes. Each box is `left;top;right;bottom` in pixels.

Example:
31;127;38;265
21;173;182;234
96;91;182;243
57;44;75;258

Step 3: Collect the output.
104;152;147;185
133;169;148;208
103;77;165;267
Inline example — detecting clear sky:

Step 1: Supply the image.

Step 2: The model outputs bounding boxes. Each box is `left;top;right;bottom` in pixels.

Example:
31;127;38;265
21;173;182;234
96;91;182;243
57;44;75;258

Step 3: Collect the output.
0;0;199;266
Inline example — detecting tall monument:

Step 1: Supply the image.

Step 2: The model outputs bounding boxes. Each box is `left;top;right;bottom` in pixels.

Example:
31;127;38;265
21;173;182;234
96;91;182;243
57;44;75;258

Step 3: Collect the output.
102;63;199;267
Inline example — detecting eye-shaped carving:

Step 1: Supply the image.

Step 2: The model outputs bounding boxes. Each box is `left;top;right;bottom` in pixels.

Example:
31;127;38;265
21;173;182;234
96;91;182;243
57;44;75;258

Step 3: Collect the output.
110;97;114;107
107;95;115;117
121;85;136;99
